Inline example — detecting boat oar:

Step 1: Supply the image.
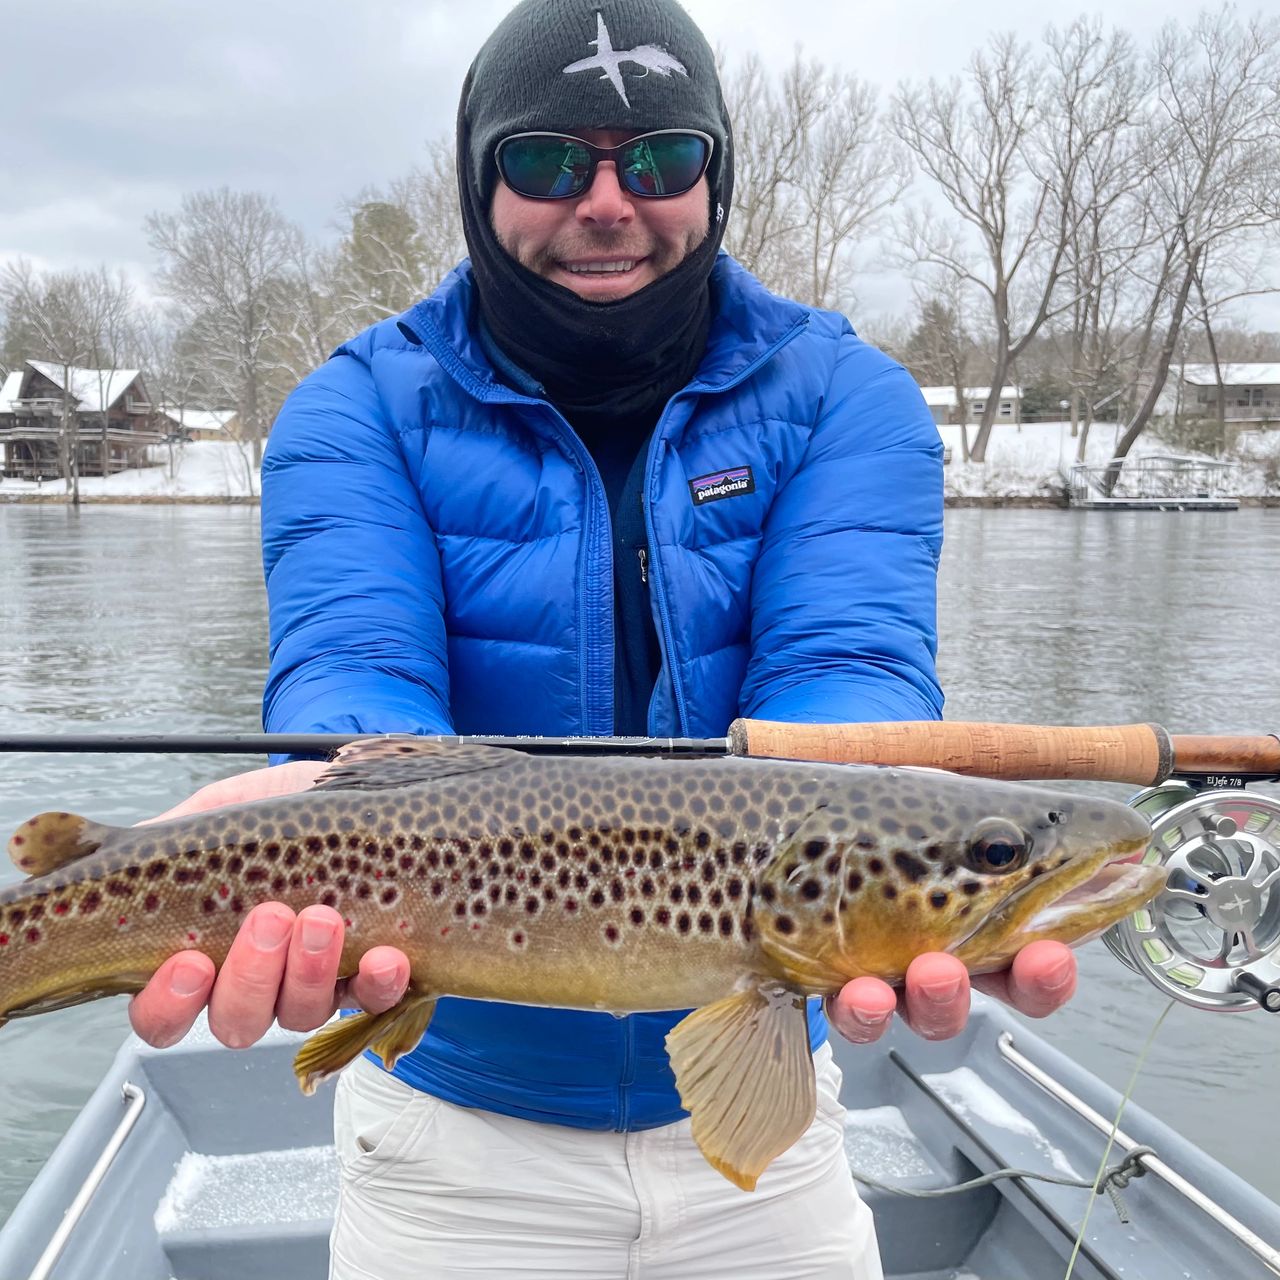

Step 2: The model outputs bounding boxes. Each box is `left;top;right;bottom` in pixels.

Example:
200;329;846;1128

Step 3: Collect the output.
0;721;1276;784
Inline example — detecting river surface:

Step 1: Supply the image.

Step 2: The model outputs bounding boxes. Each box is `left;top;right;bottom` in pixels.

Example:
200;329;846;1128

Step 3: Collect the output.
0;504;1276;1223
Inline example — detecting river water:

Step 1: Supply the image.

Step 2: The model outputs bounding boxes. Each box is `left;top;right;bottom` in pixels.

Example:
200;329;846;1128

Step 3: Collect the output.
0;504;1276;1222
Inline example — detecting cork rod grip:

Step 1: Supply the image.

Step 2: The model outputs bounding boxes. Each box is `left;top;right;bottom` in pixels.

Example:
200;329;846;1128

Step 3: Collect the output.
726;720;1176;785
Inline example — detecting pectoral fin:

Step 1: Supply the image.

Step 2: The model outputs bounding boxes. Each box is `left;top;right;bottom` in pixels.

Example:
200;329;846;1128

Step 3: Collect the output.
665;983;816;1192
293;995;436;1095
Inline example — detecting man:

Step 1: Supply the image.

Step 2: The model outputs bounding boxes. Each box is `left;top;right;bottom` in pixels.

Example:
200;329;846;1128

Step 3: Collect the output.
131;1;1078;1276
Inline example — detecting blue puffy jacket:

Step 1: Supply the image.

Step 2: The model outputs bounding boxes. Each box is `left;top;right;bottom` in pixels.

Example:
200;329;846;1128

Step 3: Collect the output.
261;254;945;1131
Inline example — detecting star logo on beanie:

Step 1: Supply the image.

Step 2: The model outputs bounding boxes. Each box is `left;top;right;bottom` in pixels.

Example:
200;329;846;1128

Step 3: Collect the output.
562;12;688;108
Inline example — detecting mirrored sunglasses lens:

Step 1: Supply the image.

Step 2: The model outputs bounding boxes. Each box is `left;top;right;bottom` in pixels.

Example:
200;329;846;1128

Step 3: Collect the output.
501;137;592;198
621;134;709;197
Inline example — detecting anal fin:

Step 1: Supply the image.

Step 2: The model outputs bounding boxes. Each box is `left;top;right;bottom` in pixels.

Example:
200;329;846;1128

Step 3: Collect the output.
294;994;436;1095
665;982;816;1192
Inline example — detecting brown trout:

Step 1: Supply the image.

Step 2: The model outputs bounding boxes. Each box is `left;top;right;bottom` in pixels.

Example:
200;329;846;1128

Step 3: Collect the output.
0;738;1161;1190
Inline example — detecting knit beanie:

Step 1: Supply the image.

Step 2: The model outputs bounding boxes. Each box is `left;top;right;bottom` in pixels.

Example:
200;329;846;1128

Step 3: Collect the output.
464;0;730;207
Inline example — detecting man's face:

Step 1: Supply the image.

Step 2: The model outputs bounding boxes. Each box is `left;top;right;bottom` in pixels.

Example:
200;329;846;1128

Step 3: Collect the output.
491;129;711;303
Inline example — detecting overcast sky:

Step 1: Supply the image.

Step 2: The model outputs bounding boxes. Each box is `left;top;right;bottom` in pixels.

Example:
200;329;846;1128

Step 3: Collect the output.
1;0;1271;325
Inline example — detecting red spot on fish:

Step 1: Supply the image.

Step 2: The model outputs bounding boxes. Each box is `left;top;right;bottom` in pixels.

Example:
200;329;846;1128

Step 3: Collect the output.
398;920;408;931
187;931;198;943
117;916;128;928
306;875;314;885
53;902;69;916
374;870;383;879
0;933;8;946
470;922;481;931
27;928;41;944
11;835;24;846
218;884;230;899
440;926;451;937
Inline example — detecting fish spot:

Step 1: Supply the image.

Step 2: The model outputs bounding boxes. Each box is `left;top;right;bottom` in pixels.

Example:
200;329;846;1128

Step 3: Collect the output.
676;911;692;935
602;923;621;947
146;861;167;880
961;881;981;896
930;891;949;909
508;929;528;952
867;858;885;876
629;907;645;926
893;853;930;884
760;884;776;904
800;879;823;900
0;934;8;947
880;818;902;835
774;915;795;935
687;885;702;906
882;884;898;900
80;891;101;915
27;927;42;944
655;906;671;927
202;896;217;914
719;913;734;936
321;890;338;908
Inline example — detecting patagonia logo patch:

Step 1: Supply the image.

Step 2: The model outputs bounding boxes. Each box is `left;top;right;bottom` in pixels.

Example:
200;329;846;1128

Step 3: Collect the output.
689;465;755;506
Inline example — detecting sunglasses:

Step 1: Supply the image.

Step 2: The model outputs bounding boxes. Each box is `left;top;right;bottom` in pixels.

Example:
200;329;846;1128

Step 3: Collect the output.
494;129;714;200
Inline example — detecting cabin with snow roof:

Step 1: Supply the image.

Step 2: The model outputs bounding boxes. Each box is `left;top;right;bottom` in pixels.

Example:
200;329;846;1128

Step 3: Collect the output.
0;361;164;479
1174;364;1280;424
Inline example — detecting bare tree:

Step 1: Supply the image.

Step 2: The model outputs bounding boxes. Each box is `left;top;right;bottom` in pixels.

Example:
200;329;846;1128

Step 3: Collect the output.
722;53;902;309
146;188;300;479
391;138;468;298
1102;10;1280;492
892;22;1141;462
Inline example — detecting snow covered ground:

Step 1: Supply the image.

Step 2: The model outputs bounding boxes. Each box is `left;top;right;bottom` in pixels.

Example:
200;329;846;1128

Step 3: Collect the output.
0;425;1276;502
937;420;1279;500
0;441;259;500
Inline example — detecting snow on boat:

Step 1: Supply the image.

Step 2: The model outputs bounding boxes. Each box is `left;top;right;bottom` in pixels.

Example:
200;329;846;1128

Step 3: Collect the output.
1;995;1278;1280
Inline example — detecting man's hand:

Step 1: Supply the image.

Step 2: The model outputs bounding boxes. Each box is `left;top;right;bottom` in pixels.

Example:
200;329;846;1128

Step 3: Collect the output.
826;940;1077;1045
128;763;412;1051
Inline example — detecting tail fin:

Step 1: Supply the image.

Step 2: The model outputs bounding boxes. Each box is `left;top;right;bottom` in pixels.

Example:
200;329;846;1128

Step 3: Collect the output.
8;812;112;877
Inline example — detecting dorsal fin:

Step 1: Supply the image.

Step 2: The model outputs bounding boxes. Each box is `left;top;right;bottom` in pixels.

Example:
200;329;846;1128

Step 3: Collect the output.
8;812;114;877
311;736;521;792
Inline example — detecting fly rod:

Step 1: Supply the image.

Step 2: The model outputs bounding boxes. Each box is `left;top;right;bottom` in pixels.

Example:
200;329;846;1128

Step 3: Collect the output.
0;721;1277;785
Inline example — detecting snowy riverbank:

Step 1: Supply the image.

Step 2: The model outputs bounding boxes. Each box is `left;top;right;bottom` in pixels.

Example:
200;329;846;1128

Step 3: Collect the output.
1;425;1277;504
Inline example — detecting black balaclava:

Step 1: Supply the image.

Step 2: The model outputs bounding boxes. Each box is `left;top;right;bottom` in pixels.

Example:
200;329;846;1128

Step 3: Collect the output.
458;0;734;423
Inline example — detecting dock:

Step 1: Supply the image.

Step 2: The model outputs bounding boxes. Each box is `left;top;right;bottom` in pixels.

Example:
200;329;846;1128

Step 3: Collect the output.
1066;454;1240;511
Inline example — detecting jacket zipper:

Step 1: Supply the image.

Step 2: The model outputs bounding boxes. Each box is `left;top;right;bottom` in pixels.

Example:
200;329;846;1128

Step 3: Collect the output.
638;546;648;586
642;315;810;734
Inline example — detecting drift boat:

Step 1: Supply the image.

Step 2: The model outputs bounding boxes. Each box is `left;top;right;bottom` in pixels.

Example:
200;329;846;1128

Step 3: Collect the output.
0;995;1278;1280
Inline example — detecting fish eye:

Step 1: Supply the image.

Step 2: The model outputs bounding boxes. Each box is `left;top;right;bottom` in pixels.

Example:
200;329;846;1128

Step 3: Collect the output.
966;820;1031;874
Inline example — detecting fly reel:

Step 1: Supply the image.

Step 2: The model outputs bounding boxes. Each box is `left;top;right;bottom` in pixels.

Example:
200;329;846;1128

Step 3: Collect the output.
1103;782;1280;1013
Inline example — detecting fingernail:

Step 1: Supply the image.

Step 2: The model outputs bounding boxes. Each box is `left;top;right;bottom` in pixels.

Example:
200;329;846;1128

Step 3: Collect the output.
1043;955;1075;991
851;1007;892;1029
170;960;208;998
250;909;292;949
301;915;337;954
920;976;963;1003
371;965;403;999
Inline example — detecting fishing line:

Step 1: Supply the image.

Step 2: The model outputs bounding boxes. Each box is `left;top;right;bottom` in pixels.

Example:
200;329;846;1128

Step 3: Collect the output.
1061;997;1177;1280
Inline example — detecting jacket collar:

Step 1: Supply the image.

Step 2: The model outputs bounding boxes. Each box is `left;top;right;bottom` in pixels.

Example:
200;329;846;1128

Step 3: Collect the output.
402;254;809;404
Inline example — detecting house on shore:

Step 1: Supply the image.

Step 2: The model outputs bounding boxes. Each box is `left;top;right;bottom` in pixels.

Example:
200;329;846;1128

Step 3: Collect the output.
157;405;241;443
916;385;1022;426
1170;364;1280;425
0;361;164;480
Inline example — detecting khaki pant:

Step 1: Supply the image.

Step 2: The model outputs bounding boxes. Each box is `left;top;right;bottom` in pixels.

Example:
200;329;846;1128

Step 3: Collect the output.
329;1042;883;1280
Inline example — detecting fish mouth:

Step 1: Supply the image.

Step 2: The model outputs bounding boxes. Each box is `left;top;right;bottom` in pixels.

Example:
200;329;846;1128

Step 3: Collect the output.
953;831;1163;970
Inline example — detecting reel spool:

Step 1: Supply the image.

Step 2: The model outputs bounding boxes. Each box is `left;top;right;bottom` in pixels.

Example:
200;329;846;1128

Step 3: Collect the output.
1104;783;1280;1013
